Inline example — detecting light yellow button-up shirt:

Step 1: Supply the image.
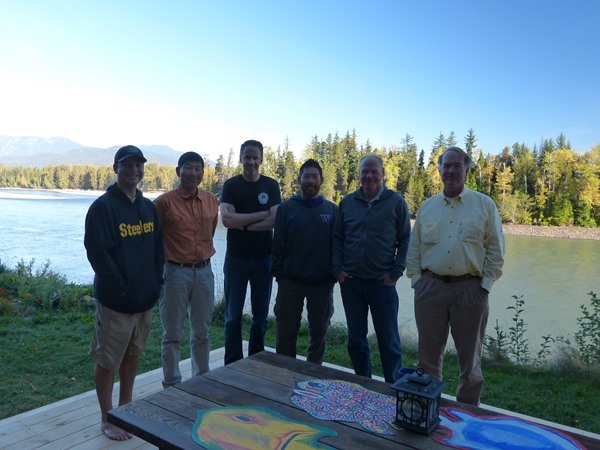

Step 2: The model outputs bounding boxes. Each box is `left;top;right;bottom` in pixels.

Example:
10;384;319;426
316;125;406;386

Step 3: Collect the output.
406;187;505;292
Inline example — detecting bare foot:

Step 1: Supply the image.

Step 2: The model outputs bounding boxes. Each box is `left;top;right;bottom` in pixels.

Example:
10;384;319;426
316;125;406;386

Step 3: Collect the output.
101;422;133;440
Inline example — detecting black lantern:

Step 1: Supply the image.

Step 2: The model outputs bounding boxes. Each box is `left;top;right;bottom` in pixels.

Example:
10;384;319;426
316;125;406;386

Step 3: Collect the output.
390;368;447;435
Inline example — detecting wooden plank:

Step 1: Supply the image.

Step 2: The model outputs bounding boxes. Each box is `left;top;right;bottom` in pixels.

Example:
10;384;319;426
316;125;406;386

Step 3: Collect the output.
2;412;100;450
109;400;198;450
231;354;600;449
193;366;429;449
68;432;156;450
6;345;596;450
0;374;171;449
112;369;413;450
247;352;599;448
0;352;198;450
246;351;394;395
108;355;237;450
199;363;446;450
0;401;97;447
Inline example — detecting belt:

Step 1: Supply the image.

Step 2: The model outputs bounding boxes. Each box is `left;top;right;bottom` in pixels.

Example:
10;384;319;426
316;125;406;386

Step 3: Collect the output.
423;269;479;284
168;260;210;269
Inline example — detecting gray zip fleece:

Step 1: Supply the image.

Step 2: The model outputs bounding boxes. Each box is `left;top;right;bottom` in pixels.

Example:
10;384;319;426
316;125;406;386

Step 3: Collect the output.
332;186;411;282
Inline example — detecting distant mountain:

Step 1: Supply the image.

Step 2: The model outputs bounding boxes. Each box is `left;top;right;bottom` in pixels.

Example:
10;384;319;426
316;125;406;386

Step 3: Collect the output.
0;136;215;167
0;136;81;157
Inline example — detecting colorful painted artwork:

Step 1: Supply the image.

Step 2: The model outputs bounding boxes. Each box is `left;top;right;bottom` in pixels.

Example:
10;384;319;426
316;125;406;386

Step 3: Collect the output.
290;379;397;435
192;406;337;450
435;407;587;450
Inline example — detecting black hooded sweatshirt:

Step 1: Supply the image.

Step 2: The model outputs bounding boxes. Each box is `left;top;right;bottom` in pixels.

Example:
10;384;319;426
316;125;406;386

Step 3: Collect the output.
84;183;164;313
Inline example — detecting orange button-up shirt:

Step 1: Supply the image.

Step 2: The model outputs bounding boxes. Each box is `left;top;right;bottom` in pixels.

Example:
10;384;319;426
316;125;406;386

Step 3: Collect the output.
154;185;219;264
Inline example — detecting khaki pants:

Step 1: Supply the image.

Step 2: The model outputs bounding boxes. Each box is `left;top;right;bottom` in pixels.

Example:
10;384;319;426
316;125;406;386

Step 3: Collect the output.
413;271;489;405
160;262;215;386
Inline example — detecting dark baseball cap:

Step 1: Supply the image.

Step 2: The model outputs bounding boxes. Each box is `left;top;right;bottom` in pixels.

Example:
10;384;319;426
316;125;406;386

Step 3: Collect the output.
178;151;204;168
114;145;147;164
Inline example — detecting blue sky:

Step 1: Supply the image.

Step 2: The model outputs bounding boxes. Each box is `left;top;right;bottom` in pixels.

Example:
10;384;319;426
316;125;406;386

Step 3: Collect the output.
1;1;598;161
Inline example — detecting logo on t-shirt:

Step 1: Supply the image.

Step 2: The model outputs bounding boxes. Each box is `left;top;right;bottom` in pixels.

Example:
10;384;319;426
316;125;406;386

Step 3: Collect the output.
258;192;269;205
320;214;332;223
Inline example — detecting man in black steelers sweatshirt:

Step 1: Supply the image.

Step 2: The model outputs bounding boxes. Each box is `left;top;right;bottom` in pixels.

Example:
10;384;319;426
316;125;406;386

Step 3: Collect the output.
84;145;164;441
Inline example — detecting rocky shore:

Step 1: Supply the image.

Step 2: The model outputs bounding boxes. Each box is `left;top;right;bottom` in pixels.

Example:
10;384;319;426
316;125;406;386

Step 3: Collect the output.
406;217;600;240
502;224;600;240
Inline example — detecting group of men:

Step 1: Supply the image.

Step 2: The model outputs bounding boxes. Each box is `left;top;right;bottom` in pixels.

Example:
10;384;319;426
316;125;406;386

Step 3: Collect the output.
84;141;504;441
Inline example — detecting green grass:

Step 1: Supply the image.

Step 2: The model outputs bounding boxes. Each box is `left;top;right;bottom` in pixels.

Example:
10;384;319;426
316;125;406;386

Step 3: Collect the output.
1;292;599;434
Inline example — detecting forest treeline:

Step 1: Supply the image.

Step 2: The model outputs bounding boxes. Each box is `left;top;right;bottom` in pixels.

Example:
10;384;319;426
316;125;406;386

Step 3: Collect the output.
1;129;599;226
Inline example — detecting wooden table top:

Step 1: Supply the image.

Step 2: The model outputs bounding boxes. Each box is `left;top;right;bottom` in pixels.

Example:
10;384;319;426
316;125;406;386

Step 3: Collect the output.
108;351;597;450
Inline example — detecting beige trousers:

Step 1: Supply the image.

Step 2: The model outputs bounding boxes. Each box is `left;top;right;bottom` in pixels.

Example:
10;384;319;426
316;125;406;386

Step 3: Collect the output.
413;271;489;405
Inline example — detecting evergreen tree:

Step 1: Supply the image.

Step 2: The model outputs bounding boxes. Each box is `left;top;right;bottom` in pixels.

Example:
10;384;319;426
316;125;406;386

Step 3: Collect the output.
0;130;597;228
425;133;446;196
464;128;477;157
395;134;418;195
446;131;457;148
555;132;571;150
467;150;482;191
512;143;537;197
405;166;426;214
494;163;514;200
261;146;278;179
278;137;298;200
548;192;575;225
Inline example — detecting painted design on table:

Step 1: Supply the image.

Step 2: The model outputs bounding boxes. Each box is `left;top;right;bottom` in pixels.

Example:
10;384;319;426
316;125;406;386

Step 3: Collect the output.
290;379;397;435
435;407;586;450
192;405;337;450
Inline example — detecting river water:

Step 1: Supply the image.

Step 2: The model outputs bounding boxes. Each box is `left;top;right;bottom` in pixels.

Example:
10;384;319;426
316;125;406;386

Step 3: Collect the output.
1;188;598;344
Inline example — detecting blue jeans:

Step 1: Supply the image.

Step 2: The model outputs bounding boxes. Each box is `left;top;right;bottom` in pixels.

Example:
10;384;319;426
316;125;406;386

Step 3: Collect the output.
223;255;273;365
340;277;402;383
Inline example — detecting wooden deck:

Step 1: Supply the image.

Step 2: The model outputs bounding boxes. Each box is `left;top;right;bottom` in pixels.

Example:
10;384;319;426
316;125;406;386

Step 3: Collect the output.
0;346;240;450
1;344;598;449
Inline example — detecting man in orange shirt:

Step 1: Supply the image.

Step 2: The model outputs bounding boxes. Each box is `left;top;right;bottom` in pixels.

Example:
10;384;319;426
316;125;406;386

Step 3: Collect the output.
154;152;219;386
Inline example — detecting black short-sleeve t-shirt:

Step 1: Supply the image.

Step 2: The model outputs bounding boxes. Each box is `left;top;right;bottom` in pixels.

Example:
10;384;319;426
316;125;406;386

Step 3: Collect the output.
221;174;281;257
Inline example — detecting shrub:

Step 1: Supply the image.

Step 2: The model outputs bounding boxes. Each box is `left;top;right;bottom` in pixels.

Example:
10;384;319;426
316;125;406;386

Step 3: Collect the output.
0;259;92;314
485;292;600;371
0;298;13;316
506;295;530;365
575;292;600;367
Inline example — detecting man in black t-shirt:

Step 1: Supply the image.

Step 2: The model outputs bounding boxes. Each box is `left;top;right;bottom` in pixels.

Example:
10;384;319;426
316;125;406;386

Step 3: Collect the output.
219;139;281;364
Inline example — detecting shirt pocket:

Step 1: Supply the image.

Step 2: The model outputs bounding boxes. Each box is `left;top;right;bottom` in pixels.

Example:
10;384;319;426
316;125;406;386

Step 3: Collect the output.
459;220;483;242
421;222;439;245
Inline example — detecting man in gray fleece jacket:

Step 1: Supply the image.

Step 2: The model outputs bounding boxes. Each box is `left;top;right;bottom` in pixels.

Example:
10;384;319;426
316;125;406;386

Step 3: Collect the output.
332;154;411;383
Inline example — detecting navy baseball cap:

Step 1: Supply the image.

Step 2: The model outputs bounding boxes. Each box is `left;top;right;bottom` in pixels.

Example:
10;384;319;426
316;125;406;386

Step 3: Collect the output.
114;145;147;164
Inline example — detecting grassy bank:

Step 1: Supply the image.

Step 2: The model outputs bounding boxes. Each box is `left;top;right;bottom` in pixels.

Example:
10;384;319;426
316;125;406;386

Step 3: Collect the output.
0;262;599;433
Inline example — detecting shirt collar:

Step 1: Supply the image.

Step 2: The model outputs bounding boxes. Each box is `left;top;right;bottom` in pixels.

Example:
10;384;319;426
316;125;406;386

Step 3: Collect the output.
176;184;201;199
363;185;385;204
443;187;469;205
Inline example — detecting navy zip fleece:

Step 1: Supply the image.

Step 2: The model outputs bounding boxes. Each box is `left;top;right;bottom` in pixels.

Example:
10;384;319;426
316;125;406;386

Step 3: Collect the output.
84;184;164;313
271;195;337;283
332;187;411;281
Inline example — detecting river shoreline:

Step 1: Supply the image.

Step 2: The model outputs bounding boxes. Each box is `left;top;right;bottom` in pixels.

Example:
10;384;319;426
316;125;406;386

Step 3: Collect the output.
1;187;599;240
501;224;600;240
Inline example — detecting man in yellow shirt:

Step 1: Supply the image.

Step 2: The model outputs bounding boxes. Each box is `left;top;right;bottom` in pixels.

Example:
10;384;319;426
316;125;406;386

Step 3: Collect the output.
406;146;504;405
154;152;219;386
